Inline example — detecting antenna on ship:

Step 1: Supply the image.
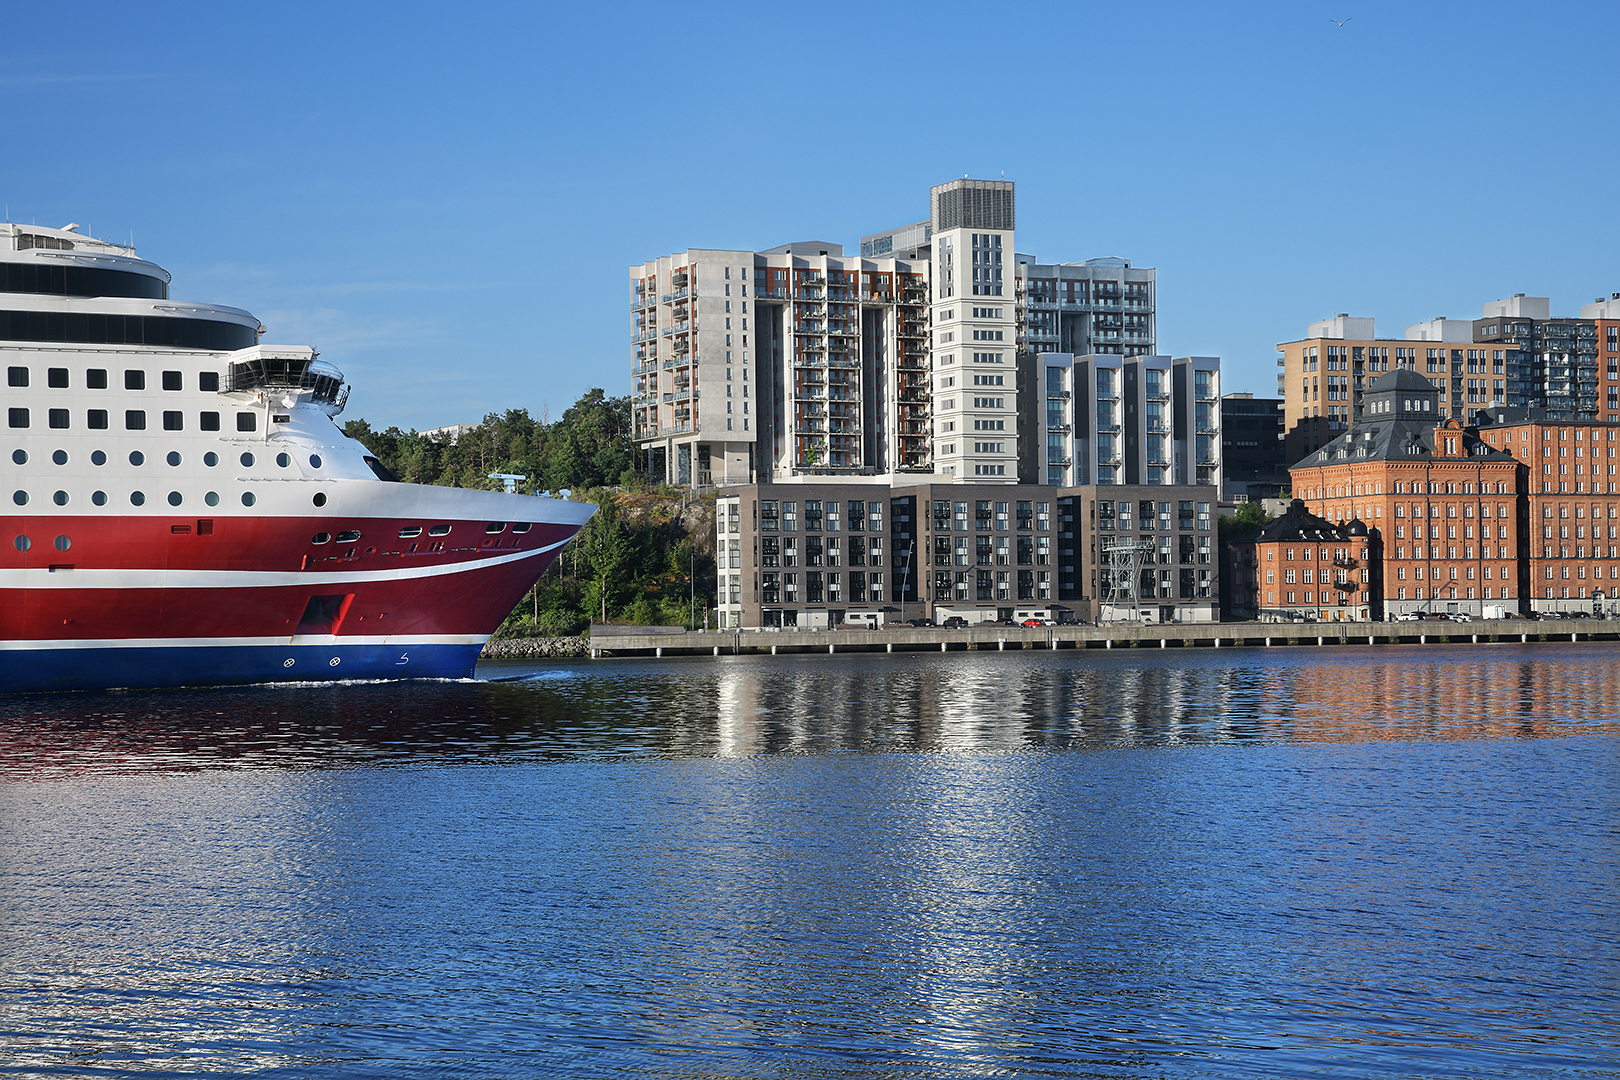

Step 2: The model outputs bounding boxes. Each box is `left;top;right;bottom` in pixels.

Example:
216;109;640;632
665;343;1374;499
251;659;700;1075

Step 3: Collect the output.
489;472;527;495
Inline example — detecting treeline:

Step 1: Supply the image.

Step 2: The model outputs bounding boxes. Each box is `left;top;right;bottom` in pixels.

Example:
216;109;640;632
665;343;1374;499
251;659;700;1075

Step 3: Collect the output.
341;389;716;636
341;388;637;492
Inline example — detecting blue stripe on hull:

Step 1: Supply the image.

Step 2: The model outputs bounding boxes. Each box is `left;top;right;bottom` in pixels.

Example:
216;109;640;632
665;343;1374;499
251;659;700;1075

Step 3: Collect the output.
0;642;484;694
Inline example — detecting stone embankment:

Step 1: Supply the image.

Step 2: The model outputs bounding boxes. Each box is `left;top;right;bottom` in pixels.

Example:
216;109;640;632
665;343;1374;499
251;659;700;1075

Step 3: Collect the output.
480;636;591;659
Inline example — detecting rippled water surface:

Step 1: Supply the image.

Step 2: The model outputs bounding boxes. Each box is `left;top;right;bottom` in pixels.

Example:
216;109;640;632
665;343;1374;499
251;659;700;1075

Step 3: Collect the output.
2;643;1617;1078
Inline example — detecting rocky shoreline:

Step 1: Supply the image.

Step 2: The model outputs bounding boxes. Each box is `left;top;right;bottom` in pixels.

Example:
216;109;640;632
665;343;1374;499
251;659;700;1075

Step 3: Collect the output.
479;635;591;659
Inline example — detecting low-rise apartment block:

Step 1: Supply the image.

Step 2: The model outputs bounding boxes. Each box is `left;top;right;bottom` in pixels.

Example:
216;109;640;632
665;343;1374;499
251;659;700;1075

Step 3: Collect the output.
715;479;1220;629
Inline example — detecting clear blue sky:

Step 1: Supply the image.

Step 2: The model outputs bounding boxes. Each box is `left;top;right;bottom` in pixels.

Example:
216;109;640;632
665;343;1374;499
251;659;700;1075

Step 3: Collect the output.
4;1;1615;431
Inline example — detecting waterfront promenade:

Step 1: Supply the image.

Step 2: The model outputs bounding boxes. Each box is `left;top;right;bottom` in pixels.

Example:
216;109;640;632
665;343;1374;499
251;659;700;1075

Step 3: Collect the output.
585;618;1617;658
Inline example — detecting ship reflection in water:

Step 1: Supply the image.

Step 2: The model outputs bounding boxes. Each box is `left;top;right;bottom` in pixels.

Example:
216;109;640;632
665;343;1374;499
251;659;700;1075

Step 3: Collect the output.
2;644;1616;1079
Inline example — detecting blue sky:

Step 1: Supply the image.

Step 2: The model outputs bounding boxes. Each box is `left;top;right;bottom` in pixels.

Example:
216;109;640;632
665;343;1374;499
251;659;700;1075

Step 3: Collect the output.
4;0;1615;430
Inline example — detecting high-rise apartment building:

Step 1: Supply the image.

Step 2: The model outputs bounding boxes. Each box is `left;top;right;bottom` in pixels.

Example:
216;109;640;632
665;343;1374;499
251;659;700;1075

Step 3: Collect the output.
1277;314;1516;461
1473;294;1601;419
1017;353;1221;492
1014;256;1156;357
630;244;927;486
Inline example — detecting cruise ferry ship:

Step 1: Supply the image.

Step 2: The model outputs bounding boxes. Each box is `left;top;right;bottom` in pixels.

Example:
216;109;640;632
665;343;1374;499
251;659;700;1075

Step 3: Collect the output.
1;223;595;693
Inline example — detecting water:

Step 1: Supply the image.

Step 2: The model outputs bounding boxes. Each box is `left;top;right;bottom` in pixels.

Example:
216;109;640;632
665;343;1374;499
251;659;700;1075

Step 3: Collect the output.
2;643;1617;1078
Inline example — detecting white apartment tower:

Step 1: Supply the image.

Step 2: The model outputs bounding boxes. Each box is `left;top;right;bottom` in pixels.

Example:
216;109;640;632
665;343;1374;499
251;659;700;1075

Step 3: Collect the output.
928;179;1019;483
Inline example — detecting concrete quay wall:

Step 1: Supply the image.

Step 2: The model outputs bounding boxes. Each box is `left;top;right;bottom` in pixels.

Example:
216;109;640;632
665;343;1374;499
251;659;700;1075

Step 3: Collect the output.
586;619;1618;658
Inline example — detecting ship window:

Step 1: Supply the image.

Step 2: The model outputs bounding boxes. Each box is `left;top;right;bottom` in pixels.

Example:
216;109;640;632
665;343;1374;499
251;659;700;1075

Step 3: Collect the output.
428;524;451;536
200;412;220;431
398;526;423;538
236;412;256;432
12;491;26;506
312;492;327;507
166;452;181;467
53;490;68;506
129;451;144;466
335;530;361;543
125;370;144;390
167;491;182;506
363;455;400;482
204;492;218;507
48;409;68;429
485;522;507;534
12;535;28;549
162;371;182;391
92;491;107;506
125;410;146;430
130;491;145;506
0;263;166;300
7;367;25;387
311;532;332;545
87;368;108;389
54;535;70;551
88;410;108;429
241;492;255;506
512;522;532;534
240;452;255;467
276;452;291;468
8;408;27;428
48;368;67;388
163;411;183;431
11;449;25;464
308;454;322;469
0;312;253;350
52;450;67;465
91;451;106;466
203;452;218;467
199;371;219;392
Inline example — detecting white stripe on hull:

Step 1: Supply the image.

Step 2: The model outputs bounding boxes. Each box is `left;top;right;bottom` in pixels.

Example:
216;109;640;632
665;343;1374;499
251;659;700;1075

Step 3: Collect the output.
0;538;566;590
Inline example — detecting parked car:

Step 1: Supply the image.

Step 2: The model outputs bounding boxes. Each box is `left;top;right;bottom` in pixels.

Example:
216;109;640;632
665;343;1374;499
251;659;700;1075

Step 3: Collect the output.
941;616;969;629
1021;618;1056;627
1393;612;1423;622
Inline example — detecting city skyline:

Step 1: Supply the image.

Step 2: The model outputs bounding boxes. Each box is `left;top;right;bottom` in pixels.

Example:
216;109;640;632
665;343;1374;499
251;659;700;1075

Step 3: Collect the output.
2;0;1615;431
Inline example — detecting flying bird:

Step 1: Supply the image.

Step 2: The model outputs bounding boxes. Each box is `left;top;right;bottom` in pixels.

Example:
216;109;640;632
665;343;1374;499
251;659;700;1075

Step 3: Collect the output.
1329;17;1351;26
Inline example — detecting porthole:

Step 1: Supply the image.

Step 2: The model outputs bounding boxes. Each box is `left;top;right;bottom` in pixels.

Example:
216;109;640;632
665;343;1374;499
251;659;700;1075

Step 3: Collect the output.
167;491;182;507
512;522;533;534
398;526;423;538
13;535;29;551
335;530;362;543
54;536;70;552
53;490;68;506
309;454;322;469
129;451;145;467
241;492;256;507
131;491;146;506
92;491;107;506
313;492;327;507
11;449;25;465
240;452;255;468
276;452;291;468
485;522;507;534
91;450;106;466
311;532;331;545
167;451;182;467
12;491;25;506
52;450;68;466
205;491;219;507
204;452;218;467
428;524;451;536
